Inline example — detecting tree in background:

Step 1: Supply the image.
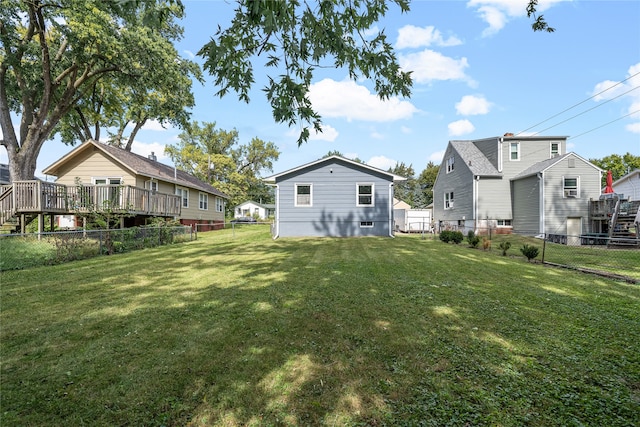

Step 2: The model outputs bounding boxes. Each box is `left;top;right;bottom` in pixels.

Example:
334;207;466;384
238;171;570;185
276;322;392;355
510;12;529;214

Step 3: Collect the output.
415;161;439;208
388;162;415;205
323;150;364;164
1;0;193;181
164;122;279;214
589;153;640;185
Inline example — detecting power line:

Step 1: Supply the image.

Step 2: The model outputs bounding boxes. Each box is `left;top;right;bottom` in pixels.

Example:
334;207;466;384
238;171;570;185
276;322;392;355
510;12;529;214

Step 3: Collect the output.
568;109;640;140
516;70;640;136
530;85;639;135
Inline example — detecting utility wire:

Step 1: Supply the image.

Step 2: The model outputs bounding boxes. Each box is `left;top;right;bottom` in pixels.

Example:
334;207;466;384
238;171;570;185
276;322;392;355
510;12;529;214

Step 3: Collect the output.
568;109;640;140
516;70;640;135
530;85;640;135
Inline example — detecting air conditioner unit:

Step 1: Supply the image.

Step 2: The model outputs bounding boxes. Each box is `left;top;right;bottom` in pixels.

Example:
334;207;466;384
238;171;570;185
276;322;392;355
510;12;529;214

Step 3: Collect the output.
565;189;578;197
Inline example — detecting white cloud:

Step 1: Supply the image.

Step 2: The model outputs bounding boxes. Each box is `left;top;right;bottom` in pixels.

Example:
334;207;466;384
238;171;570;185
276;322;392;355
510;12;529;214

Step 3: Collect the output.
396;25;462;49
467;0;564;37
368;155;397;170
428;150;446;163
183;50;195;59
309;124;339;142
448;119;475;136
142;120;171;131
399;50;474;86
131;141;172;163
400;126;412;134
626;122;640;133
344;152;359;160
592;63;640;132
455;95;492;115
370;131;385;140
308;78;419;122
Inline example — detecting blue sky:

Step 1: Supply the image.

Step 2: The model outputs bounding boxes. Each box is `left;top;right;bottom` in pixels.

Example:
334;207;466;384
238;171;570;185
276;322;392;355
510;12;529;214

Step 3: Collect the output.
3;0;639;178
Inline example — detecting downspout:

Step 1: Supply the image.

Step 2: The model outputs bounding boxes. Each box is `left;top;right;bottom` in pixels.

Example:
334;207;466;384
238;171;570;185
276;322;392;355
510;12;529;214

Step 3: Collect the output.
538;172;544;235
498;137;504;173
273;184;280;239
473;176;479;232
389;182;395;237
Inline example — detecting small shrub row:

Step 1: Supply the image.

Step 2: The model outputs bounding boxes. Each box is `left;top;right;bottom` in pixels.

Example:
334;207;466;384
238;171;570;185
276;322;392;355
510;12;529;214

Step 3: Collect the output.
439;230;464;244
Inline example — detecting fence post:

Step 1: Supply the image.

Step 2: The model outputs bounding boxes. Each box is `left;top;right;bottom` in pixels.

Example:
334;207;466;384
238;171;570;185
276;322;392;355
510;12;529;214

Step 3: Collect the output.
541;234;546;263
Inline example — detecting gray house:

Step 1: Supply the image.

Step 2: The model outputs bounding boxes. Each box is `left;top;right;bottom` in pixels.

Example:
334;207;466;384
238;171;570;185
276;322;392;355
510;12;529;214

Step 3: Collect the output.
264;156;406;238
433;134;603;236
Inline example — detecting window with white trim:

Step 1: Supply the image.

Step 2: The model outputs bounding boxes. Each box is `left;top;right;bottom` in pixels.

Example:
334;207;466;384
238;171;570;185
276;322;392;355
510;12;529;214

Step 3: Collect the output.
176;187;189;208
550;143;560;158
357;183;374;206
360;221;374;228
216;197;224;212
145;180;158;192
295;184;312;207
497;219;512;227
509;142;520;161
563;177;579;198
199;193;208;210
444;191;454;209
93;177;122;185
446;156;455;173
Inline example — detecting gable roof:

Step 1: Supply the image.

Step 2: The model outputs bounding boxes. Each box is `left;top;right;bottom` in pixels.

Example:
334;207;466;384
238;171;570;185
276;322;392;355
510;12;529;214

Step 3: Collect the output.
612;169;640;187
42;140;229;198
263;155;407;182
449;140;500;177
511;152;602;180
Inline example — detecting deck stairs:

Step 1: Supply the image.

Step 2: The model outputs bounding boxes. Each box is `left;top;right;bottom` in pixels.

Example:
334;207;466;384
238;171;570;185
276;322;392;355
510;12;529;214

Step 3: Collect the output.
608;200;640;248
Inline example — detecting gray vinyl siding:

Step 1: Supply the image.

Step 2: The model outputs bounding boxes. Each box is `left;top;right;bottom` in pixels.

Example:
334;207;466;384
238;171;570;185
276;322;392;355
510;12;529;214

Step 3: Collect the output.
433;147;473;223
542;158;601;235
476;177;511;220
512;175;541;235
275;160;393;237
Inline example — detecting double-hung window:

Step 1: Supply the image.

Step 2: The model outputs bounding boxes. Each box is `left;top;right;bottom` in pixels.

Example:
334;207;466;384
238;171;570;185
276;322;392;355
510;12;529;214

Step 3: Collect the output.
357;183;374;206
446;156;455;173
444;191;454;209
509;142;520;161
176;187;189;208
550;142;560;158
295;184;312;207
216;197;224;212
199;193;208;210
563;177;579;198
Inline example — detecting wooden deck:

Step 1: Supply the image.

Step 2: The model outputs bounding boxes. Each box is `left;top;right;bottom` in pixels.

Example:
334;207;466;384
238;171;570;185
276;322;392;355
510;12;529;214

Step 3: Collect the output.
1;181;181;229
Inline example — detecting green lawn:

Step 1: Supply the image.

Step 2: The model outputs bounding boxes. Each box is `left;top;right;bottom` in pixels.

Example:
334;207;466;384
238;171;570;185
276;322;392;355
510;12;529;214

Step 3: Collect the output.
1;226;639;426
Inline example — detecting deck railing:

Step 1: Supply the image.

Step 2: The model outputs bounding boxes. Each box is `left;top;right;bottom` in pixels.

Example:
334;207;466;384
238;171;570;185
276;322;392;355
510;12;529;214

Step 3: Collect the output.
1;181;181;219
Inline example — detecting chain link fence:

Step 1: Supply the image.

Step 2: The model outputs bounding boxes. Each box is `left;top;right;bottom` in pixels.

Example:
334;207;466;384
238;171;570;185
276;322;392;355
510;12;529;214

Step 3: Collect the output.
0;226;194;271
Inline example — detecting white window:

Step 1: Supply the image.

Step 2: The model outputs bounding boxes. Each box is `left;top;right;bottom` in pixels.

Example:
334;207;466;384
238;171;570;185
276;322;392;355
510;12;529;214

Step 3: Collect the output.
550;143;560;158
497;219;512;227
444;191;454;209
357;183;374;206
145;180;158;192
199;193;208;210
563;177;579;198
176;187;189;208
93;177;122;185
216;198;224;213
509;142;520;161
295;184;312;207
446;156;455;173
360;221;374;228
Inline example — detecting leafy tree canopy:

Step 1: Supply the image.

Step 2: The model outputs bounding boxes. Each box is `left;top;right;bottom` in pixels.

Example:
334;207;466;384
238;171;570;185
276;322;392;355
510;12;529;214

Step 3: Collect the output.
164;122;280;212
589;152;640;184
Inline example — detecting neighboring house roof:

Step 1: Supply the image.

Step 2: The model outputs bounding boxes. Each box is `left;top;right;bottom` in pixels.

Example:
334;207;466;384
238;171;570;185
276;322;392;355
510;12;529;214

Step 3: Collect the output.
511;152;602;181
42;140;229;199
449;140;501;177
263;155;407;182
393;198;411;210
612;169;640;187
236;200;275;210
0;163;9;184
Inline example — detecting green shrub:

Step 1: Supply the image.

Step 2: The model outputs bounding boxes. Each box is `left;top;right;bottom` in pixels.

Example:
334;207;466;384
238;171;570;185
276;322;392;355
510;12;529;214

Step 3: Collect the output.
450;231;464;244
439;230;452;243
466;231;480;248
520;244;539;262
499;241;512;256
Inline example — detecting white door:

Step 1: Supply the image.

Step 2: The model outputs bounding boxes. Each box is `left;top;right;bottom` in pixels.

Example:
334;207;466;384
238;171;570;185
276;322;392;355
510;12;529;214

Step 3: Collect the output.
567;217;582;246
